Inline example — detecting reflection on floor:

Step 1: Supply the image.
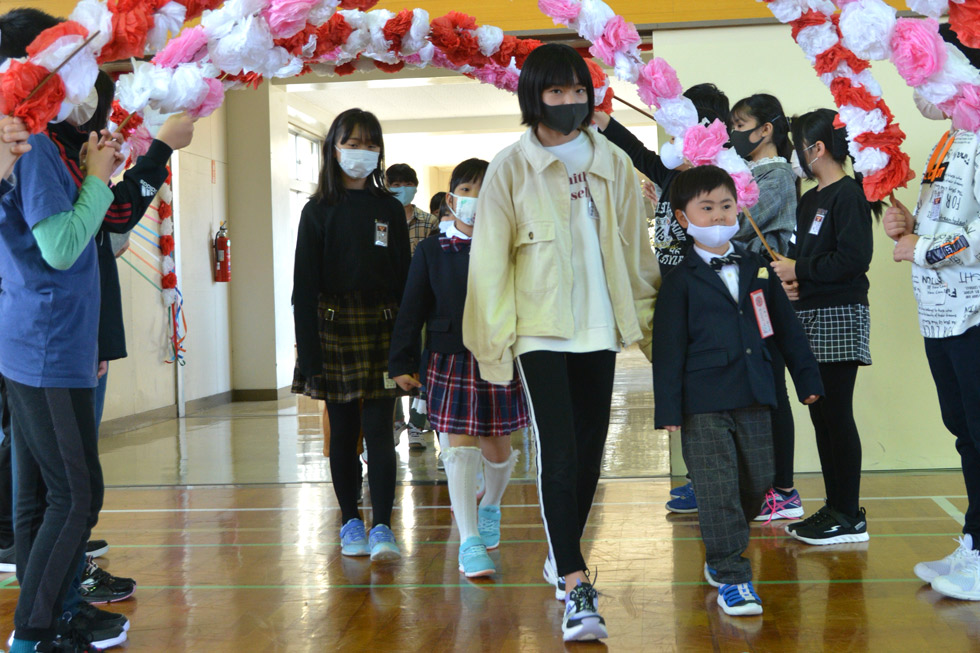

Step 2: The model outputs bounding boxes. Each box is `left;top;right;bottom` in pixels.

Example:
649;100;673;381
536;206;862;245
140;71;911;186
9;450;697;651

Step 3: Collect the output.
98;347;668;487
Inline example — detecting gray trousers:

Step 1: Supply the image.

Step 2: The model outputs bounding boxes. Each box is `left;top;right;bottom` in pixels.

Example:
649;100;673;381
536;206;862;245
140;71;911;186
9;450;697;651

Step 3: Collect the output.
682;407;773;585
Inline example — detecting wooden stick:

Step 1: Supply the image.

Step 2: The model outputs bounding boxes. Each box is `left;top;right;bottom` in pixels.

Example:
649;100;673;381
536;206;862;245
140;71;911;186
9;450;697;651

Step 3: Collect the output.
112;112;136;138
22;31;101;104
743;205;780;261
612;95;656;121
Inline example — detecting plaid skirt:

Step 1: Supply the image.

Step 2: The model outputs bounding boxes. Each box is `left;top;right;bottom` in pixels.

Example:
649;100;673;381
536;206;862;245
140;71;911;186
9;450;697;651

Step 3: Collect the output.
426;350;529;437
291;292;402;403
796;303;872;365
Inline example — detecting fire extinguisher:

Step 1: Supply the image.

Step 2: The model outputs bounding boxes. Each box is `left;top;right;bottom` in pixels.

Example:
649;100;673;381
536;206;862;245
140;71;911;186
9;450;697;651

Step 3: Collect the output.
214;222;231;283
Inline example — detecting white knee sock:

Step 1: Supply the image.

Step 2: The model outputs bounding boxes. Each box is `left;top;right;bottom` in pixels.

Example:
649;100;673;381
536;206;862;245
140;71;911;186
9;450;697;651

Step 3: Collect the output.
438;431;450;456
443;446;481;543
480;449;519;508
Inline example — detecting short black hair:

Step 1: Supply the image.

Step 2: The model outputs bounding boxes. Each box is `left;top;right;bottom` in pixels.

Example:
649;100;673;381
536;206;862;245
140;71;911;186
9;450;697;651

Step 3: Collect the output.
449;158;489;194
684;83;730;126
669;165;737;215
314;108;389;205
386;163;418;186
429;191;446;214
518;43;594;130
0;9;62;59
940;23;980;70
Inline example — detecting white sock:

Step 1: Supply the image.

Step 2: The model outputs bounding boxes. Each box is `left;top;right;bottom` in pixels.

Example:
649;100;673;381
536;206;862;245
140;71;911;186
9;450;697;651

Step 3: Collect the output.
438;431;450;456
480;449;519;508
443;446;481;542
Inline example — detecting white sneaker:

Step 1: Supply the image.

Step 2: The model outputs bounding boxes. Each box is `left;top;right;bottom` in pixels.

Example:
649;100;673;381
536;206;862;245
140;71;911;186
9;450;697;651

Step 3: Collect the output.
932;549;980;600
408;426;427;450
915;534;975;583
543;555;566;601
393;421;407;445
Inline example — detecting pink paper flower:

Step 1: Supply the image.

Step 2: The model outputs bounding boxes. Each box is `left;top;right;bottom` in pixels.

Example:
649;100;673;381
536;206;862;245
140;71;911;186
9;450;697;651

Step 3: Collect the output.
732;171;760;209
637;57;683;107
889;17;946;87
588;15;639;67
152;26;208;68
941;84;980;133
682;120;729;166
127;124;153;159
264;0;318;39
538;0;581;25
189;77;225;118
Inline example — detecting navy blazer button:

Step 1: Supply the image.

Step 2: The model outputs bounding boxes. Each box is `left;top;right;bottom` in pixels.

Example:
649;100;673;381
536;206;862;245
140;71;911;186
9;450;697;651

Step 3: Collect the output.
746;348;752;355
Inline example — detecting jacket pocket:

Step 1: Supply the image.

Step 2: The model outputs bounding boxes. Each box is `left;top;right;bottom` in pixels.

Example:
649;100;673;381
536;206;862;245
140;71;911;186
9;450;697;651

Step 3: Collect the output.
428;318;451;332
685;348;729;372
514;220;559;292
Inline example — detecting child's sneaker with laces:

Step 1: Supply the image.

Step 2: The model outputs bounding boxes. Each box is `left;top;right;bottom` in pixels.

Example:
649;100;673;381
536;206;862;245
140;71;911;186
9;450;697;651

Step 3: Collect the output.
717;582;763;616
932;549;980;600
562;580;607;641
666;490;697;514
478;505;501;550
755;488;804;522
670;481;694;499
543;555;566;601
916;535;976;583
340;518;370;556
80;558;135;604
369;524;401;561
458;536;495;578
787;506;868;545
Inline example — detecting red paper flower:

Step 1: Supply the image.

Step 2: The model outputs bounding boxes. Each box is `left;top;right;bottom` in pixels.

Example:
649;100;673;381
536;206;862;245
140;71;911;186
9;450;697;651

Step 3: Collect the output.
275;24;317;57
26;21;89;59
334;61;357;76
830;78;877;112
492;35;518;67
0;60;66;133
177;0;224;21
316;14;352;57
223;71;264;89
110;100;143;136
815;44;870;76
948;1;980;49
375;60;405;73
100;0;154;63
383;10;414;54
855;123;906;150
789;10;829;42
161;272;178;289
338;0;378;10
596;86;614;114
514;38;542;68
159;235;175;256
430;12;485;67
158;201;173;220
862;153;911;202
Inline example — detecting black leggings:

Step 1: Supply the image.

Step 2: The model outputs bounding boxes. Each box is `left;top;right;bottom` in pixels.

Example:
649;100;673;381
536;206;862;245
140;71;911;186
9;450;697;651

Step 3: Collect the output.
327;398;397;526
809;362;862;517
770;347;796;490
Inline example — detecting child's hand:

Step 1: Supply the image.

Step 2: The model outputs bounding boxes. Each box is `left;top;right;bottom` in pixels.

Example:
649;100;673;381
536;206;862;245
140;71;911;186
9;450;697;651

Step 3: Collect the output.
770;257;797;283
893;234;919;263
663;425;680;432
641;180;659;205
592;111;611;131
0;116;31;180
782;280;799;302
97;360;108;379
156;113;196;151
84;131;122;183
393;374;422;392
883;198;914;242
803;395;819;405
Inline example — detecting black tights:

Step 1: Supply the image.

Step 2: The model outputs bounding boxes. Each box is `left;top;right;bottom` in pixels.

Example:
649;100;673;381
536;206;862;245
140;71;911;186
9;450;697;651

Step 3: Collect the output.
770;346;796;490
327;398;397;526
809;362;862;517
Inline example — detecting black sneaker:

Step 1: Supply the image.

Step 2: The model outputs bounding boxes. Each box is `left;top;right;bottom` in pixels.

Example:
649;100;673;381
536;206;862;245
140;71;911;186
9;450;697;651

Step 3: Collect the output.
66;605;128;649
786;506;869;545
86;540;109;558
34;627;100;652
80;557;136;604
75;601;130;634
0;544;14;573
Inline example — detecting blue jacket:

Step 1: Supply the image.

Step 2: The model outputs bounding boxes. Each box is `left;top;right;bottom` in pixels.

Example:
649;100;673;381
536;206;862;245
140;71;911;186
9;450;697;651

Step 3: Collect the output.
652;243;823;426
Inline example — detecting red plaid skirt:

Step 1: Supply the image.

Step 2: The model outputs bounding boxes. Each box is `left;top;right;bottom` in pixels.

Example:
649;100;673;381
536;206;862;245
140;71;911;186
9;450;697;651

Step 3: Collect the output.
426;350;529;437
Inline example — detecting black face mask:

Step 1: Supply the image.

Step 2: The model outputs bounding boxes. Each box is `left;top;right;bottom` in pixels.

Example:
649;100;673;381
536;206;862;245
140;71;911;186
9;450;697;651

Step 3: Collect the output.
730;128;763;160
540;102;590;136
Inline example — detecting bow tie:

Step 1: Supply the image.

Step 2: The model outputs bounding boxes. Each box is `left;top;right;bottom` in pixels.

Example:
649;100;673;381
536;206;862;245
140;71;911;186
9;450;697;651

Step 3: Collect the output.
440;236;471;253
709;253;741;270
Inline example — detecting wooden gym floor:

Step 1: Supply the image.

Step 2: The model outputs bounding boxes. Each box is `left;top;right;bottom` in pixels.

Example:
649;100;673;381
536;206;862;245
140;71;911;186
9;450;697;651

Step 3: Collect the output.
1;352;977;651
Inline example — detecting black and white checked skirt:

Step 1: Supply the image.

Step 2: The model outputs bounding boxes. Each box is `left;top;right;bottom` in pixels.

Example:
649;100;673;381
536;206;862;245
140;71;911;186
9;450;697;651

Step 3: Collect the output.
795;304;871;365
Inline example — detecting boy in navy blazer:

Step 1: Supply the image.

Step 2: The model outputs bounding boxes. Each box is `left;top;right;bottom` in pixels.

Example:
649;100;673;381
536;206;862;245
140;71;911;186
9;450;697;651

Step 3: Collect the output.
652;166;823;617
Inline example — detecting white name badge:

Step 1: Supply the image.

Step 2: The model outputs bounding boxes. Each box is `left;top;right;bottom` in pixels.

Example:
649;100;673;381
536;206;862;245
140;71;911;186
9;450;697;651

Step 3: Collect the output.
375;221;389;247
750;289;775;339
383;372;397;389
809;209;828;236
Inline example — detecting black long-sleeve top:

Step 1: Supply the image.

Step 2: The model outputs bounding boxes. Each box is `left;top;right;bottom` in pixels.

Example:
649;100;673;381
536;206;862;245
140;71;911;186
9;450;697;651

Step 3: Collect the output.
789;175;873;310
599;117;689;273
293;189;410;379
388;235;469;379
49;122;173;361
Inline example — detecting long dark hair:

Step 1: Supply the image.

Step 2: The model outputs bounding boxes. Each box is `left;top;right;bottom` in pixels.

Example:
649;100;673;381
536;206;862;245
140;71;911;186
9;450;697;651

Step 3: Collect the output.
791;108;883;219
731;94;793;162
313;108;389;206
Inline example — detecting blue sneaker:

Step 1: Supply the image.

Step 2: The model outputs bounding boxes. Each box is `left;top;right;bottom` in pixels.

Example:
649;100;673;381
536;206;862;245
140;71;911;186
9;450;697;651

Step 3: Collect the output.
562;580;607;641
670;481;694;498
458;536;495;578
704;563;721;588
754;488;805;522
717;582;763;616
478;505;501;550
340;519;369;557
666;490;697;514
368;524;401;562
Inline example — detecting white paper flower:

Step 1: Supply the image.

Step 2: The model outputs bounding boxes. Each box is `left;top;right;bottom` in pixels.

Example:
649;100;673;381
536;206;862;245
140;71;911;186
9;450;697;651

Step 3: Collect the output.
160;217;174;237
308;0;339;25
475;25;504;57
850;144;890;175
654;97;699;139
68;0;113;54
157;64;209;113
161;288;177;307
31;35;99;104
613;50;641;84
146;1;188;54
796;22;839;60
399;8;431;55
715;148;747;175
163;256;176;275
117;60;170;113
838;105;888;135
572;0;616;43
158;183;173;205
338;10;371;58
362;9;397;64
906;0;949;17
762;0;804;24
839;0;896;61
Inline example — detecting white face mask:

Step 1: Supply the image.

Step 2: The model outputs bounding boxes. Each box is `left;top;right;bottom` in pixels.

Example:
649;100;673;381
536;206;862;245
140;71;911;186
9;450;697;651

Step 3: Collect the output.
914;90;948;122
684;215;739;249
449;193;478;226
790;150;806;179
335;147;379;179
66;88;100;128
660;141;685;170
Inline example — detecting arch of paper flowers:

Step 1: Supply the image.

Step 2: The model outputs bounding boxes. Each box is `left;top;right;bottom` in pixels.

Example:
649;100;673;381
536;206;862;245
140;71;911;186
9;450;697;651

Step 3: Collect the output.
2;0;979;207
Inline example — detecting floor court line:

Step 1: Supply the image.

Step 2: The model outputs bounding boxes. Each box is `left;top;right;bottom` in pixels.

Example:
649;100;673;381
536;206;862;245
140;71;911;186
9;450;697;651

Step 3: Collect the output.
931;496;966;524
